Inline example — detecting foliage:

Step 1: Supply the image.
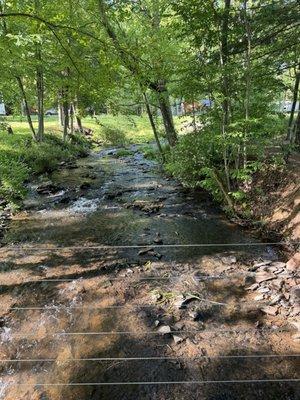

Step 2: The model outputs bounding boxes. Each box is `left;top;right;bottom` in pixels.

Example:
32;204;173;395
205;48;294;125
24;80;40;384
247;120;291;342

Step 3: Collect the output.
0;129;89;206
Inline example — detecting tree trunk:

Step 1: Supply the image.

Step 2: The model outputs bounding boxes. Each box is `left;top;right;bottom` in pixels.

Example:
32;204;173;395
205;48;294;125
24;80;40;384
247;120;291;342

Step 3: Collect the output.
243;0;251;168
58;103;64;127
219;0;231;191
76;115;83;133
16;76;37;140
36;51;44;141
294;107;300;145
70;103;74;135
34;0;44;141
63;99;69;141
143;92;165;162
0;3;37;140
153;81;177;147
287;70;300;142
211;168;235;213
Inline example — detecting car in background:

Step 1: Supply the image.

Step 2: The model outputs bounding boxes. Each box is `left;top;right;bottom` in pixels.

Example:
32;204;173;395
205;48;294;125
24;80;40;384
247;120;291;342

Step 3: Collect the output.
45;108;58;116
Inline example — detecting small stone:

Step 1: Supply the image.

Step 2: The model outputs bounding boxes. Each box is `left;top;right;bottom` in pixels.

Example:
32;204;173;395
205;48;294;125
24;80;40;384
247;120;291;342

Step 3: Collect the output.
80;182;91;190
286;253;300;272
255;272;276;283
254;294;265;301
221;255;237;265
269;279;284;290
253;260;272;269
173;322;185;330
138;247;154;256
274;268;285;275
188;311;199;320
269;294;283;306
173;335;183;344
246;283;259;291
157;325;171;334
257;287;270;294
261;306;279;316
154;320;160;327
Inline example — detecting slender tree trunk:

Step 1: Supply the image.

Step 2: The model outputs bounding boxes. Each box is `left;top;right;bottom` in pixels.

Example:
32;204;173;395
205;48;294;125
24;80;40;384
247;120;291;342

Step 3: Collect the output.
219;0;231;191
70;103;74;135
36;52;44;141
0;2;37;140
143;92;165;161
63;100;69;141
211;169;235;212
243;0;252;168
294;107;300;145
34;0;44;141
58;103;64;127
76;115;83;133
153;81;177;147
287;70;300;142
16;77;37;140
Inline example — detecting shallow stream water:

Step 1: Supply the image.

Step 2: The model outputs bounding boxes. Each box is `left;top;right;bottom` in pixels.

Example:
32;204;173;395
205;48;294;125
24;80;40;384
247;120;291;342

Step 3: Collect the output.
0;145;298;400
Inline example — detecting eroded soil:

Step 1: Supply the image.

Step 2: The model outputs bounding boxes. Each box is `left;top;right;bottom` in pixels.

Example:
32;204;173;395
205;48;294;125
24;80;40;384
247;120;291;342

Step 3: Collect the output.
0;145;299;400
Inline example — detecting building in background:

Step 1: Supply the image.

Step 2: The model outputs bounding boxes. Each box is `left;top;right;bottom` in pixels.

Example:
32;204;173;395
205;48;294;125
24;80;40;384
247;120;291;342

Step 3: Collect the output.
0;101;6;115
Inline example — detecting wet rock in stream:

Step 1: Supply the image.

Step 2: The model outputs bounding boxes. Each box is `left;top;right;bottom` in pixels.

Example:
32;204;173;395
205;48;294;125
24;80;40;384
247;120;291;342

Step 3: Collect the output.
36;181;62;195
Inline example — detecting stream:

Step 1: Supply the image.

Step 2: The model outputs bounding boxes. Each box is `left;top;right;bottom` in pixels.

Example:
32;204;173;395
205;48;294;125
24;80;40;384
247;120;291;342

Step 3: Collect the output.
0;145;299;400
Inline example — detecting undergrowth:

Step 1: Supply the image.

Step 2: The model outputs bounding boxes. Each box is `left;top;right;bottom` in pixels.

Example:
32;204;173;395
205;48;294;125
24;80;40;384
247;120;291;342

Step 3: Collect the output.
0;131;90;207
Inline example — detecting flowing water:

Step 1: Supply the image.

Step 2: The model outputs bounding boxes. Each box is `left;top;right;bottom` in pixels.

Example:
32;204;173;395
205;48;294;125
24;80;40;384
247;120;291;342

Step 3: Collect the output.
0;145;299;400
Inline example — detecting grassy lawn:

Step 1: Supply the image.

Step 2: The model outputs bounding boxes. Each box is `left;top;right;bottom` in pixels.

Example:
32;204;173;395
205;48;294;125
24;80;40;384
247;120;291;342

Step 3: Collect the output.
7;114;157;145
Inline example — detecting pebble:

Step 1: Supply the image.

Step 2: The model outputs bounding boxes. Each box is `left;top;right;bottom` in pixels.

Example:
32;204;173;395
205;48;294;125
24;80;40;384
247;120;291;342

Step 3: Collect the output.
261;306;279;316
157;325;171;334
173;335;183;344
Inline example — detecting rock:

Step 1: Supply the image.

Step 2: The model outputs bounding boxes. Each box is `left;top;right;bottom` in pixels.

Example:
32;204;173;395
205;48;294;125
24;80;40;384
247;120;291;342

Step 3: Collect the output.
188;311;199;320
80;182;91;190
269;294;283;306
157;325;171;334
125;200;163;214
290;306;300;316
286;253;300;272
65;163;78;169
172;335;183;344
152;292;163;302
271;262;286;269
246;283;259;291
269;279;284;290
58;196;71;204
257;287;270;294
174;294;200;309
173;322;185;330
274;268;285;275
255;272;276;283
138;247;154;256
36;182;62;195
221;255;237;265
153;233;163;244
253;260;272;268
154;320;160;327
254;294;265;301
261;305;279;316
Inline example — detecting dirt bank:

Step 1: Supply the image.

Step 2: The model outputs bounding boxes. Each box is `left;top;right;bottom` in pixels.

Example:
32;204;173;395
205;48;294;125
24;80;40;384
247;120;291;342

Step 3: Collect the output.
248;156;300;243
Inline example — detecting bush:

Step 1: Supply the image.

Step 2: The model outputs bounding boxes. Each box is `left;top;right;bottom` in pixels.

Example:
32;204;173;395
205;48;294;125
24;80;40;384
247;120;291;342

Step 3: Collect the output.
97;125;127;146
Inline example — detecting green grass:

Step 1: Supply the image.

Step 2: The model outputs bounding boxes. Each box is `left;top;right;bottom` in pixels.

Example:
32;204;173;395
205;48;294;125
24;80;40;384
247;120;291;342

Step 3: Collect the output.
87;114;157;145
